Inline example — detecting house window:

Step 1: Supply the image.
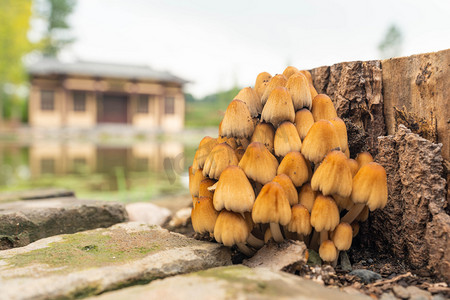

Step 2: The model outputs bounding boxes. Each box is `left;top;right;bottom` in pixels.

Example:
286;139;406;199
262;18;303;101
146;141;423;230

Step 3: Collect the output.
40;90;54;111
164;97;175;115
137;95;149;113
73;92;86;111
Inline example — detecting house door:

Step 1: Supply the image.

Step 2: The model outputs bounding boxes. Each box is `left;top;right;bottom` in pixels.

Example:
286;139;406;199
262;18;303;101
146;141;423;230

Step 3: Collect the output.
97;94;128;123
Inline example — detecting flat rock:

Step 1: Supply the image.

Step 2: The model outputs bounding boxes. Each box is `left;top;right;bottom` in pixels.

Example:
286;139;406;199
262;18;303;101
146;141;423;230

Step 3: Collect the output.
0;222;232;300
0;188;74;203
0;197;128;249
88;265;370;300
125;202;171;226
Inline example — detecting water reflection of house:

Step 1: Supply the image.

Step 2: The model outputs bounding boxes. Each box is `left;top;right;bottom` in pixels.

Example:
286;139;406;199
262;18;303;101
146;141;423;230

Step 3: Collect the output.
29;142;184;177
28;59;187;132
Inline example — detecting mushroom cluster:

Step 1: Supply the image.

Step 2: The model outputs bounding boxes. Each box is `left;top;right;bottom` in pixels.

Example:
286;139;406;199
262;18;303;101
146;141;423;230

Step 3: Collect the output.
189;66;388;264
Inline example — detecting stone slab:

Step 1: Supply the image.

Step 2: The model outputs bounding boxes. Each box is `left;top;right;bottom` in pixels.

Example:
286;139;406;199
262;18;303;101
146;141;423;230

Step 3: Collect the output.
0;222;232;300
0;188;74;203
0;197;128;249
88;265;370;300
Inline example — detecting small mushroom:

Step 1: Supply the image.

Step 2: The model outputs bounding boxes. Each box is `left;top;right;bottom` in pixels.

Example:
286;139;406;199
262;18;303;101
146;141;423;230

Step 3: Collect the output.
191;167;206;197
254;71;272;99
277;151;311;187
329;117;348;153
203;143;239;179
319;240;338;263
192;137;218;171
272;174;298;206
298;183;316;212
356;151;374;170
250;122;275;153
301;120;340;164
331;222;353;266
217;136;238;149
309;85;318;98
282;66;300;79
233;87;262;118
191;196;219;234
347;158;359;177
261;87;295;127
221;100;254;138
238;142;279;185
310;194;340;245
213;210;253;256
286;73;312;110
287;204;312;240
294;108;315;140
261;74;287;106
311;94;337;121
300;70;313;86
274;121;302;157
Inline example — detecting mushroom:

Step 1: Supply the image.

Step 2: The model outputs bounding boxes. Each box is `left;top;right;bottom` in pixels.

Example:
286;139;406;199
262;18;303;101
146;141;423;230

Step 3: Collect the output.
254;71;272;99
309;85;318;98
347;158;359;177
264;228;273;243
192;137;218;171
250;122;275;153
199;178;216;198
332;194;354;211
274;121;302;157
213;210;253;256
277;151;311;187
356;151;374;170
217;136;238;149
341;162;388;223
261;74;287;106
238;142;279;185
319;240;338;263
287;204;312;240
234;87;262;118
298;183;316;212
294;108;315;140
356;205;369;222
311;94;337;121
221;100;254;138
234;146;246;161
286;73;312;110
300;70;313;86
272;174;298;206
310;194;340;246
329;117;348;153
203;143;239;179
213;166;255;213
311;150;353;198
282;66;300;79
191;196;219;235
301;119;340;164
252;182;291;243
261;87;295;127
191;167;206;197
331;222;353;266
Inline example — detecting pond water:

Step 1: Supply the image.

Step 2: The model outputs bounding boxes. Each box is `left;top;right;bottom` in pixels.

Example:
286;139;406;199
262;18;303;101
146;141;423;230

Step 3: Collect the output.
0;139;198;202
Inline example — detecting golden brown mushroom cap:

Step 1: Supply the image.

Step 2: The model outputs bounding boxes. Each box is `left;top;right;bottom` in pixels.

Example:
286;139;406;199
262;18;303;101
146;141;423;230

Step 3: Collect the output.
191;167;206;197
319;240;338;262
351;162;388;211
261;87;295;127
272;174;298;206
252;182;291;226
261;74;287;106
356;152;374;170
282;66;300;79
238;142;279;185
347;158;359;177
294;109;315;140
309;85;318;98
332;222;353;251
311;150;353;198
221;100;254;138
301;120;340;164
213;210;249;247
310;194;340;232
191;196;219;234
254;72;272;99
300;70;313;86
298;183;316;212
199;178;216;198
286;73;312;110
274;121;302;157
250;122;275;153
192;137;218;171
277;151;311;187
234;87;262;118
329;117;348;153
287;204;312;235
311;94;337;121
203;143;239;179
213;166;255;213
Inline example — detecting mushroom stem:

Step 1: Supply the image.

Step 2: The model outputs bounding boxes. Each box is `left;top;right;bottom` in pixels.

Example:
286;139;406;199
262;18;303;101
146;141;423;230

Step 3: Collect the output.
297;234;304;241
341;203;365;224
237;243;255;257
332;251;340;267
320;230;328;244
309;230;320;250
270;222;284;243
247;233;264;248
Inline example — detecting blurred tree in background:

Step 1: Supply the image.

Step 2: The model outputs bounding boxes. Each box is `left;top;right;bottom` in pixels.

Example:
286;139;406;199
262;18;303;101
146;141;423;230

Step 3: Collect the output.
378;24;403;59
0;0;76;124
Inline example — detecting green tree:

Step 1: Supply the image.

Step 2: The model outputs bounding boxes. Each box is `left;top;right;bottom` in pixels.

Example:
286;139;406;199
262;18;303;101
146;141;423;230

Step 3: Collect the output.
378;24;403;59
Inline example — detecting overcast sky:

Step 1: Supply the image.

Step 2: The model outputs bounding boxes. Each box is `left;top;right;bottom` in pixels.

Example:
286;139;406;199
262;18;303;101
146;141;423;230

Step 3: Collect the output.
60;0;450;97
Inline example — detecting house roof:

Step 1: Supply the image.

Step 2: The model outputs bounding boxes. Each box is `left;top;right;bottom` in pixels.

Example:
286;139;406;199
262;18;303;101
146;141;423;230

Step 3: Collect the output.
28;58;188;84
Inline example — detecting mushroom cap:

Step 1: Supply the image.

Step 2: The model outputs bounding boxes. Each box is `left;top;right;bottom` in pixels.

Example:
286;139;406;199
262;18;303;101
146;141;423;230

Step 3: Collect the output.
311;94;337;121
286;73;312;110
287;204;312;235
294;109;315;140
310;194;340;231
234;87;262;117
282;66;300;79
191;196;219;234
332;222;353;251
277;151;311;187
311;150;353;198
203;143;239;179
199;178;216;198
272;174;298;206
221;100;254;138
213;166;255;213
192;137;218;171
356;151;374;170
213;210;249;247
319;240;337;262
333;194;354;211
274;121;302;157
351;162;388;211
261;87;295;127
191;167;206;197
261;74;287;106
301;120;340;164
300;70;313;86
217;136;238;149
252;182;291;226
234;146;246;161
251;122;275;153
238;142;279;185
309;85;318;98
298;183;316;212
329;117;348;153
254;72;272;99
347;158;359;177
